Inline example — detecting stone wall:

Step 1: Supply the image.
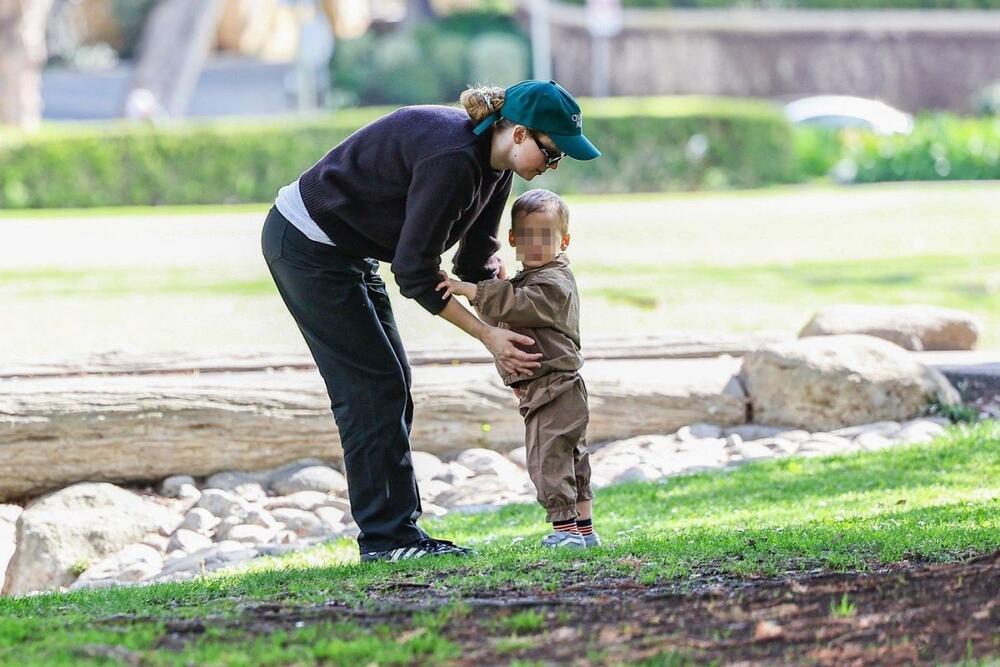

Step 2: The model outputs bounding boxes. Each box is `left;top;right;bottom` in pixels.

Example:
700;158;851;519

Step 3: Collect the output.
545;5;1000;112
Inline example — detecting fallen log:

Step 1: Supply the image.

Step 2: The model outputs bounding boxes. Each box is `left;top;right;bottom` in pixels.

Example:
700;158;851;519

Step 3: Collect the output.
0;357;746;501
0;332;786;379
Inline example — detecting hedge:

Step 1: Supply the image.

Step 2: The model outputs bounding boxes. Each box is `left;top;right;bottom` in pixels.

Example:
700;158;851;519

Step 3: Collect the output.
849;115;1000;182
789;116;1000;182
0;97;797;209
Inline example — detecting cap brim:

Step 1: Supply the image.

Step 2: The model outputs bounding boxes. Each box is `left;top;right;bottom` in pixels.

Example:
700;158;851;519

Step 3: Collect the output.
550;132;601;161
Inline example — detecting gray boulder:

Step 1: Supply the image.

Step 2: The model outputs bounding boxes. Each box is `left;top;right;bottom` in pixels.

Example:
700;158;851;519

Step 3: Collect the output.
270;466;348;496
70;543;163;590
740;335;960;430
2;483;180;595
800;304;981;351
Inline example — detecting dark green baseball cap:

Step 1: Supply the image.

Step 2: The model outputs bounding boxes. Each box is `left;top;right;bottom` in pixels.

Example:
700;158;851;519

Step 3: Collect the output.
472;80;601;161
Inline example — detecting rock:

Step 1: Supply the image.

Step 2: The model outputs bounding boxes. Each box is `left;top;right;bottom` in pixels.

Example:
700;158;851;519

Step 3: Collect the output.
755;437;798;455
167;529;213;554
313;506;346;531
2;483;181;595
610;464;662;485
506;446;527;467
0;505;22;592
668;447;730;473
440;462;475;485
798;436;857;457
740;335;960;430
677;423;723;442
422;503;449;518
410;451;447;484
196;489;253;520
896;419;947;444
203;471;267;502
775;429;811;443
829;421;902;439
269;508;322;537
455;448;525;480
263;491;329;512
151;542;261;583
70;544;163;590
418;480;452;504
733;440;775;461
223;524;276;544
270;466;348;496
180;507;221;534
854;432;896;451
139;532;170;553
242;505;281;530
213;516;244;540
434;474;533;510
799;304;981;351
160;475;199;499
722;424;788;441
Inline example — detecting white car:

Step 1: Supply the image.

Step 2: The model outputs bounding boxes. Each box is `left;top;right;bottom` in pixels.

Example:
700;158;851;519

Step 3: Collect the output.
782;95;914;135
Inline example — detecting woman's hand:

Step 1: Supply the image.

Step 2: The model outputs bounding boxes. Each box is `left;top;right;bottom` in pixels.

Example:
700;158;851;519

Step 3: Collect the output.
481;327;542;376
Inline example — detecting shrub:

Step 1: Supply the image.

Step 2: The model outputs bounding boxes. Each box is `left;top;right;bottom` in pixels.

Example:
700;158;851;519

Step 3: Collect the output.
0;97;797;208
847;115;1000;182
329;9;530;107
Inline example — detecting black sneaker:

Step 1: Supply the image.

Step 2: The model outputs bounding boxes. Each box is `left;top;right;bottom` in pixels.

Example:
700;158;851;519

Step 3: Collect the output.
360;537;473;563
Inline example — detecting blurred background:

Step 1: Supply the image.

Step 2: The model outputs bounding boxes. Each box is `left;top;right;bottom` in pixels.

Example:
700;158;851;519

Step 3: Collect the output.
1;0;998;361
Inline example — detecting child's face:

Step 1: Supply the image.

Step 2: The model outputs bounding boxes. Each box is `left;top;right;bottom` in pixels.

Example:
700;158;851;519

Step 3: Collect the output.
508;207;570;267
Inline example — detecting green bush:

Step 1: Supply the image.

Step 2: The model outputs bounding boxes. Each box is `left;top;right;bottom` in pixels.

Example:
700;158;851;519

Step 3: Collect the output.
533;96;798;194
0;98;797;208
847;115;1000;182
329;10;530;107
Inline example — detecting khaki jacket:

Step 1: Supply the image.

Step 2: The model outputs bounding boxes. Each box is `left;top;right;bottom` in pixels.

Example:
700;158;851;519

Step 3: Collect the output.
471;253;582;386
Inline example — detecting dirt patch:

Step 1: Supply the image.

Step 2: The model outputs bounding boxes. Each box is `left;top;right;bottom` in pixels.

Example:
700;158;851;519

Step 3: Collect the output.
149;551;1000;665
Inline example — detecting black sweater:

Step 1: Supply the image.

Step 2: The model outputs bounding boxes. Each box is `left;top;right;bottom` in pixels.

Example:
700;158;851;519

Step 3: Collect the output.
298;105;513;315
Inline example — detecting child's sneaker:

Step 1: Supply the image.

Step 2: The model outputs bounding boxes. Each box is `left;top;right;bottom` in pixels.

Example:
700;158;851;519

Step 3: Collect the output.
583;532;602;548
541;531;586;549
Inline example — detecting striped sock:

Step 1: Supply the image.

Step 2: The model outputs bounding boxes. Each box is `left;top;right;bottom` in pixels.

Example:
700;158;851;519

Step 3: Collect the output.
553;519;577;533
576;518;594;536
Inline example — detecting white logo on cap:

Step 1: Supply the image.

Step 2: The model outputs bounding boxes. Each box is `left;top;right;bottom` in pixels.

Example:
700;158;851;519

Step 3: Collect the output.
571;113;583;128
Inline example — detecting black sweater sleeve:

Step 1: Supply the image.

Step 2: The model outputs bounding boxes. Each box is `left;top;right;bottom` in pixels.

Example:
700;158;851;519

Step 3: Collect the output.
452;172;511;284
391;151;478;315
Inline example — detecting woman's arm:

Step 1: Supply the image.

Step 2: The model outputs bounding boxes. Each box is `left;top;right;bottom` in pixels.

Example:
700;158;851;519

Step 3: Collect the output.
436;298;542;376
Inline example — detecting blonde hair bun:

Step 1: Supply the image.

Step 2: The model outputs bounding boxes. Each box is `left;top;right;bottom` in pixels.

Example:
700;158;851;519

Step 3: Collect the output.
460;85;506;123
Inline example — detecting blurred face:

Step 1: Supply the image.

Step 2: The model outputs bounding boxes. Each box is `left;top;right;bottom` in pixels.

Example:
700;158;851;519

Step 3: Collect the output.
510;127;564;181
509;207;570;267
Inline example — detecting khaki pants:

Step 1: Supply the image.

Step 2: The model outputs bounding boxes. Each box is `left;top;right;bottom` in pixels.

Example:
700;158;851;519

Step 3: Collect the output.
517;371;592;522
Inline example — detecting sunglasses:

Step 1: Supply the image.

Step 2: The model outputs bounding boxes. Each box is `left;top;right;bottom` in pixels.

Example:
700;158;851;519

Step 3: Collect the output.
530;133;565;167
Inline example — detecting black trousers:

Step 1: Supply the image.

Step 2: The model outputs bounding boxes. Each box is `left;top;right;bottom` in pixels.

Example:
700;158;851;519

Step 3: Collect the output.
262;207;426;552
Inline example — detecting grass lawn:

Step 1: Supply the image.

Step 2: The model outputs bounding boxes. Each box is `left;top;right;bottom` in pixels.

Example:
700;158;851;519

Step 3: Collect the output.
1;421;997;665
1;181;998;361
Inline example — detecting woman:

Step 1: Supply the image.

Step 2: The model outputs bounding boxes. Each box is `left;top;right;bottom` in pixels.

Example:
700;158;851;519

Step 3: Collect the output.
261;80;600;563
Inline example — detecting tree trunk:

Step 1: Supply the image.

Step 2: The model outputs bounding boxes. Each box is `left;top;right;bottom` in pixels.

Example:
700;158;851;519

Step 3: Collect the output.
0;357;746;501
0;0;54;130
125;0;225;118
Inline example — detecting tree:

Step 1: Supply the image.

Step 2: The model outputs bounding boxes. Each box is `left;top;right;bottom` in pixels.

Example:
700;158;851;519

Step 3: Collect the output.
0;0;54;130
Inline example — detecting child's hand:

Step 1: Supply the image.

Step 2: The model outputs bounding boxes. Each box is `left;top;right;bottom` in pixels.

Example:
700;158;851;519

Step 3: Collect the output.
435;276;476;301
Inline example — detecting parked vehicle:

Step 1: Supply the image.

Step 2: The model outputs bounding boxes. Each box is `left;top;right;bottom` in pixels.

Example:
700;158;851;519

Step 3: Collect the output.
782;95;914;135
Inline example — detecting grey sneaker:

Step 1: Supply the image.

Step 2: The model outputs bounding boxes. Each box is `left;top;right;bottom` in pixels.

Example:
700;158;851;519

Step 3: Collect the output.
583;532;602;548
541;531;586;549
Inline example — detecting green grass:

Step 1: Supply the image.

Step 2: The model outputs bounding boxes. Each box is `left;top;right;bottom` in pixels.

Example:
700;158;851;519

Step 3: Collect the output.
0;421;997;665
2;182;999;358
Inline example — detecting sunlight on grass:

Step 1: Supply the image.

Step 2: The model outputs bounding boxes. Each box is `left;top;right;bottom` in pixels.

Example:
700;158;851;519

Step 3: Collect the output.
0;421;997;665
